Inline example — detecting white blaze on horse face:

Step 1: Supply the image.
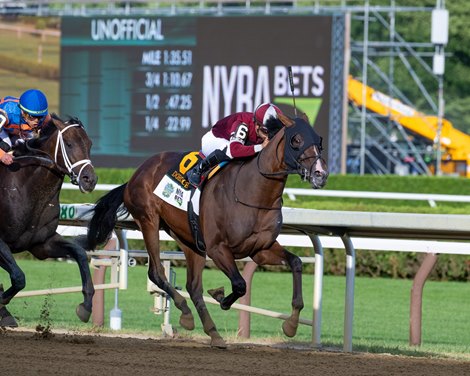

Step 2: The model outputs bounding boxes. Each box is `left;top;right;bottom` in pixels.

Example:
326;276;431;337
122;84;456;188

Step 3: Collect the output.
311;145;328;189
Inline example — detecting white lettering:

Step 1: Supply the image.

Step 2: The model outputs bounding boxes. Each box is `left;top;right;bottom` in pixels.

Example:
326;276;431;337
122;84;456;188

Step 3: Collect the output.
141;50;161;65
311;66;325;96
201;64;326;127
91;18;164;41
202;66;220;128
220;66;237;117
273;66;289;96
145;116;159;132
254;66;270;107
236;66;253;112
273;66;325;97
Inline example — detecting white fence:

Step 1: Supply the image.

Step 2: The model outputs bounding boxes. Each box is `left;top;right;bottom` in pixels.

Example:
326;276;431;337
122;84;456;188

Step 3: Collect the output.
63;182;470;208
54;202;470;352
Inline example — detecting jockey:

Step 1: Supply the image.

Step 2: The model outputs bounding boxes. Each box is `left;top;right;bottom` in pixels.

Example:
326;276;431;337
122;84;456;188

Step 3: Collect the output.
0;89;50;165
188;102;283;187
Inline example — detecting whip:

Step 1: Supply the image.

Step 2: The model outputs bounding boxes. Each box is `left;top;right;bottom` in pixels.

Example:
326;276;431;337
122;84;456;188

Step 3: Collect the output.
287;66;298;117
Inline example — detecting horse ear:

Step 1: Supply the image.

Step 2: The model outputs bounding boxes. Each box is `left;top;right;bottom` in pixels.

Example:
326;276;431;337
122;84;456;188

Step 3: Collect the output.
278;113;295;127
301;112;310;124
49;113;62;129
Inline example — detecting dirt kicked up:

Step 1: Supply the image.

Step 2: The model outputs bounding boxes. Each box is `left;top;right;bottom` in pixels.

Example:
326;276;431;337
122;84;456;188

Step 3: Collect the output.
2;329;470;376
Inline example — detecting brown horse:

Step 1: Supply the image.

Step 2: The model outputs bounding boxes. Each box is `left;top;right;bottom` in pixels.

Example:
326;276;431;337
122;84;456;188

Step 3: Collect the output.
87;113;328;347
0;114;97;326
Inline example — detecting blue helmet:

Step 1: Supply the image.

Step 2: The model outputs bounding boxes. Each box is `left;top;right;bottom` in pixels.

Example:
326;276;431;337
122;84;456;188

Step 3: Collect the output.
19;89;48;117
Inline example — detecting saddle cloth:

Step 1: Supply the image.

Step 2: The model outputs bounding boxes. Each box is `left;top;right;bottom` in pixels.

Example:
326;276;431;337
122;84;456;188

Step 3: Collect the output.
153;151;224;211
153;151;224;254
153;151;203;213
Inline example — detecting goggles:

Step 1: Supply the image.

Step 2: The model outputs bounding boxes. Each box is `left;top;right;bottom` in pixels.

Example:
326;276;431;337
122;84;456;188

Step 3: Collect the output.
23;111;45;123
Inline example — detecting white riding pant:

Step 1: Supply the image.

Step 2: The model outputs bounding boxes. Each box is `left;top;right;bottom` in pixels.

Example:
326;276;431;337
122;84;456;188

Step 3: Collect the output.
200;130;233;159
0;128;12;147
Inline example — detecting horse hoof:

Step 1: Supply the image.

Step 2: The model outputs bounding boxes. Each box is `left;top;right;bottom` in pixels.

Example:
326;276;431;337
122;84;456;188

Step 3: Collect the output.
76;303;91;323
207;287;225;303
220;300;231;311
179;313;195;331
0;315;18;327
282;319;298;338
210;336;227;349
0;305;18;327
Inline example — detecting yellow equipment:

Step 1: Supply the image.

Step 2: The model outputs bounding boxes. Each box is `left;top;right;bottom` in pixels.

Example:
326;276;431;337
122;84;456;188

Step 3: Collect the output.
347;76;470;177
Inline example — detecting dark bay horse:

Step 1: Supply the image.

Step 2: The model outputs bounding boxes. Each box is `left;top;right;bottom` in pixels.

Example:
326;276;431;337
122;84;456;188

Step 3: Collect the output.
0;114;97;326
87;113;328;347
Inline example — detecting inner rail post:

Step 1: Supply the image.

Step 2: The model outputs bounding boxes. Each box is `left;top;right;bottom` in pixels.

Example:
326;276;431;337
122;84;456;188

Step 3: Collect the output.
341;233;355;353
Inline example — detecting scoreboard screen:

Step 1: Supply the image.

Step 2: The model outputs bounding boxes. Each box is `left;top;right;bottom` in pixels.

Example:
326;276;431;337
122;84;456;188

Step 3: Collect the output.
61;15;345;170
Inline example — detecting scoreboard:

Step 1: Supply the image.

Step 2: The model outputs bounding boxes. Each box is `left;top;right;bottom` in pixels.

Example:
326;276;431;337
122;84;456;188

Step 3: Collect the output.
60;15;346;170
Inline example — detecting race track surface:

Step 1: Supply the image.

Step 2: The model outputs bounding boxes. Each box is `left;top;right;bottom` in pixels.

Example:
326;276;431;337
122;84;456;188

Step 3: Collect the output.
2;329;470;376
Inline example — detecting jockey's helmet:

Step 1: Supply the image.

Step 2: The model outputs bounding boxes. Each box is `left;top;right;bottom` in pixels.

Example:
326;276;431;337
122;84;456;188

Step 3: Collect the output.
253;103;283;127
19;89;48;117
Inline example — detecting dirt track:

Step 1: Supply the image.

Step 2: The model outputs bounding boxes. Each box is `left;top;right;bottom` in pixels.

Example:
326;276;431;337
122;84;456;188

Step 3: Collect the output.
2;329;470;376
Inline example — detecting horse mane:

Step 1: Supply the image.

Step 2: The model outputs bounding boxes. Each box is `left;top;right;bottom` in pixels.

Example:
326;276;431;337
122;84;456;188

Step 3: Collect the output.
264;116;284;140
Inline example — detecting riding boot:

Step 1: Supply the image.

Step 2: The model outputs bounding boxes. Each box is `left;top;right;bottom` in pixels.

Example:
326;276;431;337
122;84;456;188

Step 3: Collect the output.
0;140;11;152
188;150;230;187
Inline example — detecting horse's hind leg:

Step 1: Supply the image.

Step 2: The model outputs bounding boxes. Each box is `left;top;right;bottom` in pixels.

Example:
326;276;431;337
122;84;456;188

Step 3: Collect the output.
178;243;226;348
138;219;195;331
0;239;23;327
29;233;95;323
251;242;304;338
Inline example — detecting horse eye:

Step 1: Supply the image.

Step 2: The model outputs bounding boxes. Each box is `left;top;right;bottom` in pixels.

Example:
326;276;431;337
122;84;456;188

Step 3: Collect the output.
290;134;303;150
66;142;72;148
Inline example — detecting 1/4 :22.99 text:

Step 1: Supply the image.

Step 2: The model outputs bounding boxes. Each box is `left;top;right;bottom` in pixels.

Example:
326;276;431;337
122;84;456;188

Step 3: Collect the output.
165;116;191;132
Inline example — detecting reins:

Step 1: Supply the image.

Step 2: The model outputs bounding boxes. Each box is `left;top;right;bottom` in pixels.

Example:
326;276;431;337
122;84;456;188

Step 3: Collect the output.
232;122;324;209
232;161;283;210
232;130;288;210
256;129;293;178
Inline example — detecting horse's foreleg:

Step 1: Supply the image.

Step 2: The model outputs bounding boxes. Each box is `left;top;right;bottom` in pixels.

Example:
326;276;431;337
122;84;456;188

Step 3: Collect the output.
139;220;194;330
29;233;94;323
252;242;304;338
209;246;247;311
179;244;226;348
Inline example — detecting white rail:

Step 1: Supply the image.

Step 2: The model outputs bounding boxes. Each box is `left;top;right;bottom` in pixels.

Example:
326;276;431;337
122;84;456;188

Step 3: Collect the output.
62;182;470;208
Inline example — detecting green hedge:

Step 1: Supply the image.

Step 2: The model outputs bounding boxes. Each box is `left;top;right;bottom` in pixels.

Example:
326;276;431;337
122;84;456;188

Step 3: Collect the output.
324;250;470;282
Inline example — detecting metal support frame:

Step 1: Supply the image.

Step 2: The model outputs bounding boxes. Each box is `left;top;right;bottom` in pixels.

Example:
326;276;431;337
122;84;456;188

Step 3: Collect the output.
341;234;355;353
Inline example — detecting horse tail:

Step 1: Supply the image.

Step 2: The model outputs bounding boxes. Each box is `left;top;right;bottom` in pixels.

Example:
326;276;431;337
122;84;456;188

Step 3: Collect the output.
86;183;128;250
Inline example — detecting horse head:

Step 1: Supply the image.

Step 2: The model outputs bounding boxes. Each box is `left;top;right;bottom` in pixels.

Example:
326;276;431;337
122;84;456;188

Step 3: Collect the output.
24;114;98;193
277;113;329;189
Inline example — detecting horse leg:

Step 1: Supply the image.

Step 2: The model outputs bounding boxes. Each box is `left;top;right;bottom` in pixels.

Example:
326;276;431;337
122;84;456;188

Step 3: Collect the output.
0;239;23;327
178;243;226;348
208;246;247;311
29;233;94;323
138;220;195;331
251;242;304;338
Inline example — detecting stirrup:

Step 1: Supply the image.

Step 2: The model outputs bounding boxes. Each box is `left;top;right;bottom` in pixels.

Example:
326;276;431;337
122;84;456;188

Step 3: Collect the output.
188;170;202;187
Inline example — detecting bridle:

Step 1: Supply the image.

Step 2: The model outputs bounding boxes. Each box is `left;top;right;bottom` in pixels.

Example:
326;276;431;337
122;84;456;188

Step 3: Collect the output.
53;123;93;186
234;118;325;210
257;120;324;181
25;121;92;186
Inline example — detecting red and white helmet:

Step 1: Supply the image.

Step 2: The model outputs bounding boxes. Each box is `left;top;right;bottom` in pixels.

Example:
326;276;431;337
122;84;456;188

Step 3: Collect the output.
253;103;283;126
